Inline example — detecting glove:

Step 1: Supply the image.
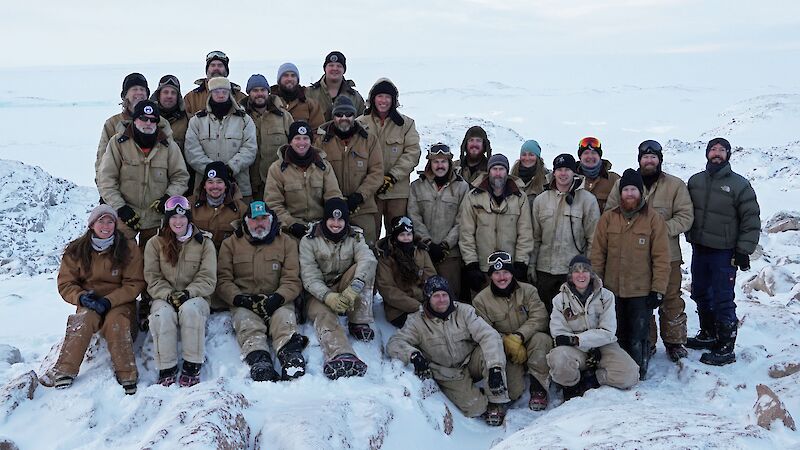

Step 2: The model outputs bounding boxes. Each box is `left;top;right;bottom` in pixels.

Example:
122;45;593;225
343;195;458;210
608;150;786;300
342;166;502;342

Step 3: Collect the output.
465;262;486;292
376;174;397;195
427;242;449;264
323;292;350;314
502;333;528;365
168;290;190;310
233;294;254;309
288;223;308;239
252;293;285;319
512;262;528;282
646;291;664;309
734;252;750;271
225;164;236;176
80;294;112;316
149;194;170;214
79;290;98;305
586;347;601;370
410;351;431;379
117;205;140;231
341;278;365;306
346;192;364;213
554;335;579;347
487;367;506;396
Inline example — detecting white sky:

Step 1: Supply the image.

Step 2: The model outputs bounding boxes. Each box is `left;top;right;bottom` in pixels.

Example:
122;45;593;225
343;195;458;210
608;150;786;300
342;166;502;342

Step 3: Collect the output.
4;0;799;68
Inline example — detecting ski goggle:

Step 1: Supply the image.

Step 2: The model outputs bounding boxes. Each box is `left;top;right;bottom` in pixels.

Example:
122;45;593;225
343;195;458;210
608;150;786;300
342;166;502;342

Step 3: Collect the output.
165;196;190;215
487;251;512;269
578;137;601;152
206;50;229;63
638;140;662;154
429;143;451;156
159;75;180;89
392;216;413;233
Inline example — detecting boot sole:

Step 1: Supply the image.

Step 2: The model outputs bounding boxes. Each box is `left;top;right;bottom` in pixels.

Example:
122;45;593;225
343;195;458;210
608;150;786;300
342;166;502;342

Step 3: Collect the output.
323;358;368;380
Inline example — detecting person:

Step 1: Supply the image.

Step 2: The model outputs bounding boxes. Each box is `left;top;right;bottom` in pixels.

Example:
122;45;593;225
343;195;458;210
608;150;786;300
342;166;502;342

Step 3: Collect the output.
189;161;247;250
685;137;760;365
184;77;258;202
575;137;620;212
184;50;246;117
45;205;145;394
459;154;533;296
605;140;694;361
240;73;293;201
151;75;192;195
530;153;599;313
271;62;325;131
511;139;551;210
591;169;670;379
376;216;436;328
407;143;469;300
144;196;216;387
264;121;342;240
307;51;366;121
299;198;376;379
314;97;383;246
472;251;552;410
356;78;421;237
455;126;492;184
217;201;307;381
387;276;510;426
547;256;639;400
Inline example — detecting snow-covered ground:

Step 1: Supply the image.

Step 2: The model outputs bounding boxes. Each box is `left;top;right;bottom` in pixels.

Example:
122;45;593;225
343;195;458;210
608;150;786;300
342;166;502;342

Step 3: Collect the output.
0;56;799;448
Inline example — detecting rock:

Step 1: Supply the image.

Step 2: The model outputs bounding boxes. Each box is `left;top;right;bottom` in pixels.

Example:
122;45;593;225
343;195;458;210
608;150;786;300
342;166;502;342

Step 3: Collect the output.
768;362;800;379
0;345;21;365
0;371;38;421
0;438;19;450
443;405;454;435
765;211;800;233
754;384;796;430
744;265;796;296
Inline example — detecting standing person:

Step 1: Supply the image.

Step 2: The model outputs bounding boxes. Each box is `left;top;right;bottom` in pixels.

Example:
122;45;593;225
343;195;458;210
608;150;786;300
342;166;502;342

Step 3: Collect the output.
184;50;247;117
45;205;145;394
407;143;469;300
376;216;436;328
271;62;325;131
307;51;366;121
605;140;694;361
685;137;760;365
472;251;552;410
591;169;670;379
455;126;492;184
511;139;551;210
575;137;620;212
151;75;192;195
530;153;599;313
144;196;216;387
357;78;421;237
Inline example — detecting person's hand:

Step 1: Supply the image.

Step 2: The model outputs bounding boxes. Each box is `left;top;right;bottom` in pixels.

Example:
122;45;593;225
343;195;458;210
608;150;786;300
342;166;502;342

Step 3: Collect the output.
734;252;751;271
376;175;397;195
324;292;350;314
646;291;664;309
149;194;170;213
252;293;284;318
168;290;190;310
288;223;308;239
346;193;364;214
117;205;140;231
427;242;449;264
410;351;431;379
502;333;527;365
554;335;579;347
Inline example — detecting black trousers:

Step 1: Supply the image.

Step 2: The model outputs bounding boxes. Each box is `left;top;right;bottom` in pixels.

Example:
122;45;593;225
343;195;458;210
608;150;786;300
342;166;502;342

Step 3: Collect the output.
616;296;651;379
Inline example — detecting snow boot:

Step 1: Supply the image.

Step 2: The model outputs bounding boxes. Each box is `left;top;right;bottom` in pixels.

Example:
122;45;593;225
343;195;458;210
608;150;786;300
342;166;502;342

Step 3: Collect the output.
157;366;178;387
700;322;737;366
483;402;507;426
686;311;716;350
246;350;279;382
528;375;548;411
561;383;581;402
323;353;368;380
122;382;137;395
277;334;308;380
665;343;688;362
54;374;74;390
348;323;375;342
179;361;201;387
579;370;600;394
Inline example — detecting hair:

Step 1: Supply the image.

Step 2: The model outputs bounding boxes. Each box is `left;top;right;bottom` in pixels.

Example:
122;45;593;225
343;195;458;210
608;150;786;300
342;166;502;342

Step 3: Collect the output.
392;238;422;285
158;221;187;267
64;228;131;272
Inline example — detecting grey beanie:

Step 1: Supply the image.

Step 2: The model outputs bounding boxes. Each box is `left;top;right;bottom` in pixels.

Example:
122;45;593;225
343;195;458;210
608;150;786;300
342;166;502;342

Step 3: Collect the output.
277;62;300;83
245;74;270;94
487;153;510;172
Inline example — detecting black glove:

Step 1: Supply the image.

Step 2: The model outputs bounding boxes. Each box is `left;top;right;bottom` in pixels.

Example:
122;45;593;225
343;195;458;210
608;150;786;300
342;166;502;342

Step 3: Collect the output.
512;262;528;282
168;290;190;310
150;194;170;214
288;223;307;239
410;351;431;379
117;205;140;231
487;367;506;396
79;291;97;305
346;192;364;213
225;164;236;177
734;252;750;271
233;294;254;309
646;291;664;309
252;293;285;319
555;335;579;347
586;347;601;369
80;294;112;316
376;174;397;195
465;262;486;292
427;242;449;264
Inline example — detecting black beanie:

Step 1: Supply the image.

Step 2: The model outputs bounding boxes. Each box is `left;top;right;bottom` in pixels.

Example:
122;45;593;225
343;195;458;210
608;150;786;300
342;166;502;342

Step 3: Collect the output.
131;100;160;121
553;153;577;172
568;254;592;272
706;137;732;158
201;161;232;190
288;121;313;141
121;73;149;99
619;168;644;194
638;140;663;161
323;51;347;72
323;198;350;223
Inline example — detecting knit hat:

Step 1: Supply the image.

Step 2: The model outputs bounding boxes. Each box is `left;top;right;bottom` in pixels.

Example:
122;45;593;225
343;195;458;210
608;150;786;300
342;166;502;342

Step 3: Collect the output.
288;121;312;141
638;140;663;161
207;77;231;91
486;250;513;275
131;100;160;121
568;254;592;273
277;62;300;83
164;195;192;221
521;140;542;157
121;72;149;99
706;137;732;158
205;50;229;75
389;216;413;242
423;275;453;302
323;197;350;224
245;74;269;93
487;154;509;172
553;153;577;172
87;204;118;228
619;168;644;195
323;51;347;72
200;161;232;192
332;96;357;115
578;136;602;158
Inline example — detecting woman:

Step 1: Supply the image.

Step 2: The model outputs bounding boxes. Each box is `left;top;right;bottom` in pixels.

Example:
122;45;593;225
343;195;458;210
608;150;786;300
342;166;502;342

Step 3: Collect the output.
510;139;551;209
144;195;217;387
376;216;436;328
47;205;145;394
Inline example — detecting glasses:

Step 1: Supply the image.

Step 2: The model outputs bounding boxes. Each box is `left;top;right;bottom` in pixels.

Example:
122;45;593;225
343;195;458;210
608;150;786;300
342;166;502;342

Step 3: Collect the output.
578;137;601;151
165;196;190;213
638;140;662;153
429;143;451;155
137;116;158;123
487;251;512;267
206;50;229;62
333;112;355;118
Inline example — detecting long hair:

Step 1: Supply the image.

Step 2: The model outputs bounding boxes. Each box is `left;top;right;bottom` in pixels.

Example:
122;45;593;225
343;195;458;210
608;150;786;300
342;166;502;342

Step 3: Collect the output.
63;228;131;271
392;238;422;285
158;223;184;267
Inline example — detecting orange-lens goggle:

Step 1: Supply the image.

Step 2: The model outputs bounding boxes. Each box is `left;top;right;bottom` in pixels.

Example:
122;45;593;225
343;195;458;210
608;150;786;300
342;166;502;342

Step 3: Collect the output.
578;137;601;151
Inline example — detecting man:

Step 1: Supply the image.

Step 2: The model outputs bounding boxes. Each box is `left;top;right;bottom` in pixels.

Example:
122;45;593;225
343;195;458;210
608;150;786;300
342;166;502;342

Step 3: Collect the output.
387;276;510;426
357;78;421;237
240;74;293;201
591;169;670;379
271;63;325;131
685;137;760;366
530;153;599;313
455;126;492;184
575;137;620;211
511;139;551;211
459;154;533;296
185;77;258;202
605;140;694;361
299;198;376;379
184;51;247;117
190;161;247;251
407;143;469;300
216;201;307;381
151;75;192;195
307;51;366;122
314;96;383;246
473;251;552;410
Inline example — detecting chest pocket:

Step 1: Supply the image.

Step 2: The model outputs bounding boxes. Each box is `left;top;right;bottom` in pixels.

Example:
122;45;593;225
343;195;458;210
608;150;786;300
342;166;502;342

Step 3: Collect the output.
349;147;369;175
183;253;202;274
233;253;254;279
120;155;142;182
224;121;245;141
150;158;169;184
384;135;404;165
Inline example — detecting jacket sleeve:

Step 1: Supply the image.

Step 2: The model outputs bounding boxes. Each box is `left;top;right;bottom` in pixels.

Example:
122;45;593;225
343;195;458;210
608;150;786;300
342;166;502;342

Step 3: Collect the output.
184;239;217;299
165;142;190;197
95;119;115;175
736;181;761;255
356;133;385;200
443;183;467;250
215;237;241;305
275;237;302;301
582;192;600;259
530;195;543;270
604;179;621;212
184;117;214;173
575;290;618;351
57;254;86;306
387;120;421;183
516;286;549;339
353;235;378;284
377;256;422;314
650;213;671;295
299;237;332;301
590;213;610;280
463;306;505;370
264;164;297;226
96;142;126;210
323;163;344;200
308;98;326;131
549;292;575;338
458;193;478;264
406;182;431;243
666;179;694;238
104;241;145;307
514;194;534;264
386;314;423;363
226;116;258;175
143;238;174;300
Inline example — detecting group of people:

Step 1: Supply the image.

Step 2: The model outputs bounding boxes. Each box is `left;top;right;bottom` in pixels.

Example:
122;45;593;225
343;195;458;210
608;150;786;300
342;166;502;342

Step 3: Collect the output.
42;50;762;428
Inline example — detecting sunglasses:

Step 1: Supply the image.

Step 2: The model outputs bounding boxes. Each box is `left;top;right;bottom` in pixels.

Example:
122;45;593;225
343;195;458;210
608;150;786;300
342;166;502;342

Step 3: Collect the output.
578;137;601;151
333;112;355;118
165;195;190;213
429;143;451;155
487;251;512;267
137;116;158;123
638;140;662;154
206;50;229;62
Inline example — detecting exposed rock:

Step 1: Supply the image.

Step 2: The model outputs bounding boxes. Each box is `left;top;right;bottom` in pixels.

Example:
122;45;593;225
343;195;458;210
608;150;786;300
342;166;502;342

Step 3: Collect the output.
768;362;800;379
754;384;796;431
765;211;800;233
0;345;21;365
0;371;38;421
0;438;19;450
743;265;796;296
443;405;454;435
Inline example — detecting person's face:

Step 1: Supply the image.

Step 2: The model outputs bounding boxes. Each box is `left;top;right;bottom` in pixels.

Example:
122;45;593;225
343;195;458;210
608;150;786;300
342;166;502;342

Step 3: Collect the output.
125;86;148;111
211;88;230;103
206;61;227;78
490;269;513;290
374;93;392;114
467;137;484;158
134;115;158;134
554;167;574;190
169;214;189;235
279;72;298;91
333;111;354;132
325;217;346;233
580;148;601;168
639;154;660;175
707;144;728;163
489;166;507;189
519;152;538;168
246;215;272;238
570;268;591;292
158;86;178;110
396;230;413;243
92;215;116;240
291;135;311;155
249;86;269;107
204;177;226;198
431;157;450;177
429;290;451;313
620;185;642;210
324;62;344;82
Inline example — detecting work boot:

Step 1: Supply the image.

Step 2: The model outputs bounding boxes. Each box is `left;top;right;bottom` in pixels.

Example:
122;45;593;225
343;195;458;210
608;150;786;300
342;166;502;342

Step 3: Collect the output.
528;375;548;411
348;323;375;342
54;374;74;390
579;370;600;394
323;353;368;380
483;402;507;426
179;361;201;387
561;383;581;402
665;343;688;362
700;322;737;366
157;366;178;387
686;312;716;350
122;382;137;395
277;334;308;380
246;350;279;382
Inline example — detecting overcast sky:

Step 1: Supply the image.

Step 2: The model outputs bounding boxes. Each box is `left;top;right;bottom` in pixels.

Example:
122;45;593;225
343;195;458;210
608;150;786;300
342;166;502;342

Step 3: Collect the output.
4;0;799;68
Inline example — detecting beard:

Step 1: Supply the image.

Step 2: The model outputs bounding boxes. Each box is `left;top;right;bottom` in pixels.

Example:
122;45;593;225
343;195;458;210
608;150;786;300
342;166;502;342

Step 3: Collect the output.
621;196;640;212
640;164;659;176
490;176;506;191
251;96;268;108
335;121;352;132
248;226;269;239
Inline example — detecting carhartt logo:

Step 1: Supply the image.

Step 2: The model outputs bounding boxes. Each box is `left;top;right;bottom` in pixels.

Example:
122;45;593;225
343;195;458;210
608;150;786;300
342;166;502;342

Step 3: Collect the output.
272;263;279;270
143;105;154;115
639;238;646;245
357;161;364;168
112;269;119;276
721;185;731;192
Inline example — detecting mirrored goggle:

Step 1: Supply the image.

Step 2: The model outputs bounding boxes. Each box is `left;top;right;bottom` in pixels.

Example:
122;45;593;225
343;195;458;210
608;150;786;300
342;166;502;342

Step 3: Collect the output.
206;50;229;62
578;136;601;151
487;251;512;267
392;216;413;232
638;140;662;154
429;143;451;155
165;196;190;213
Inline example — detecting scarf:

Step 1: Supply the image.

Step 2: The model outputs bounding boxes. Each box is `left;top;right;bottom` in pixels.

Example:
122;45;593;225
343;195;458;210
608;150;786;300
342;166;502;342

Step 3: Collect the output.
133;127;157;149
210;98;232;121
91;235;115;252
580;161;602;179
177;224;194;243
518;164;536;184
286;146;314;169
490;278;518;298
206;194;225;208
